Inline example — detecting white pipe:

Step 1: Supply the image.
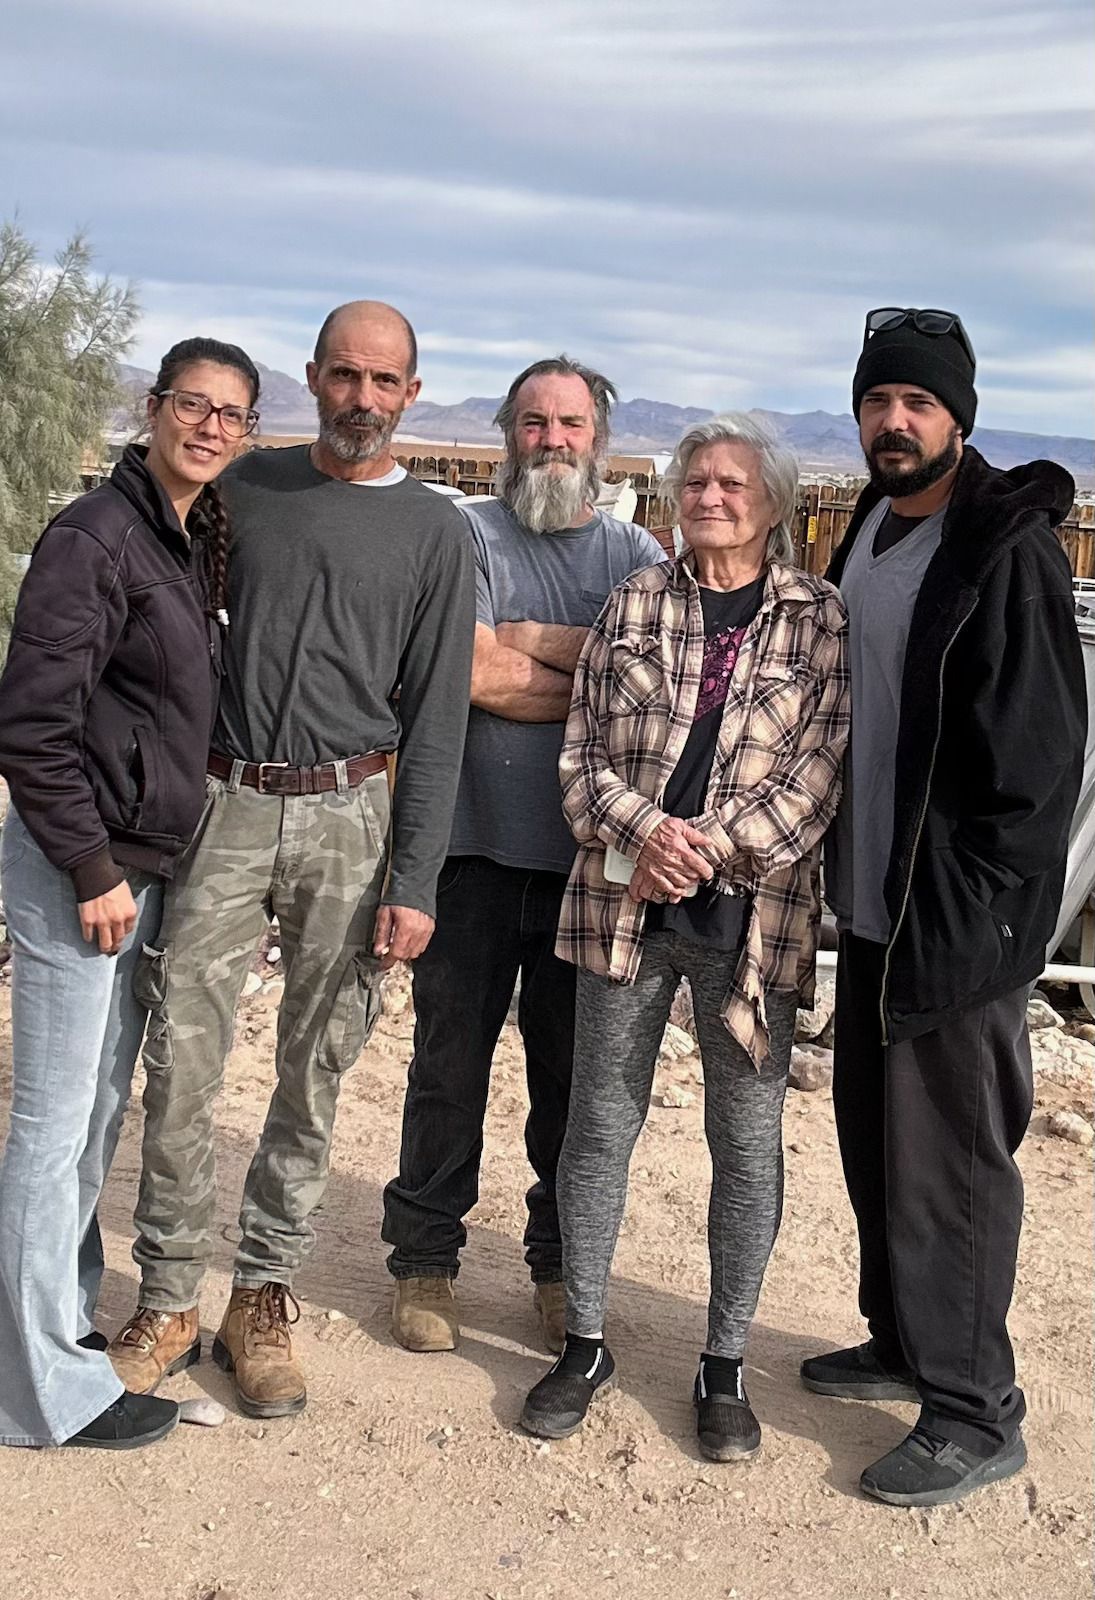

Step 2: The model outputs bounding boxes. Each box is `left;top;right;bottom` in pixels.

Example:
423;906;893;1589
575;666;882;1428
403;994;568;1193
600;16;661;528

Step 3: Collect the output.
814;950;1095;985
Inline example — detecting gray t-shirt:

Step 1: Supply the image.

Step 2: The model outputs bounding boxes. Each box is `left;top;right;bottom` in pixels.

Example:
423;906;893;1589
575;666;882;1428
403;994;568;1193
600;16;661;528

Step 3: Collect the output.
449;498;665;874
825;499;945;942
213;446;475;917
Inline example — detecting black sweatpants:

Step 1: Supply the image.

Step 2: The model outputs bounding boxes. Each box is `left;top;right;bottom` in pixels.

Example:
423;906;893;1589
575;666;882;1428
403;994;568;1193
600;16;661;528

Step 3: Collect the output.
833;932;1034;1454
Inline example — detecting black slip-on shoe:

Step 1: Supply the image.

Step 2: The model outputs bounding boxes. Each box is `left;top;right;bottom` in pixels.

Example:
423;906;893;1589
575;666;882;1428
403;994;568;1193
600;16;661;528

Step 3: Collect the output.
63;1391;179;1451
694;1374;762;1461
520;1341;616;1439
860;1427;1027;1507
77;1330;110;1352
800;1339;918;1402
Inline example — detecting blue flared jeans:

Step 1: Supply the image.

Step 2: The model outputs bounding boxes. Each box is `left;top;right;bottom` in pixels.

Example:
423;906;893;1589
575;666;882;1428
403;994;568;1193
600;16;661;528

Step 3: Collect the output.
0;808;162;1446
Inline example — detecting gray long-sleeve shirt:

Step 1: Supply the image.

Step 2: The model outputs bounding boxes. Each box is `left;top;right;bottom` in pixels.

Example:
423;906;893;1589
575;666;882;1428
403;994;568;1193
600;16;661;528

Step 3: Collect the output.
214;447;475;916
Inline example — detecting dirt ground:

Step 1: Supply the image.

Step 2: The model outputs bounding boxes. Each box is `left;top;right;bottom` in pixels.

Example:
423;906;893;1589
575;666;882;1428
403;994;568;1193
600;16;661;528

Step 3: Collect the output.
0;962;1091;1600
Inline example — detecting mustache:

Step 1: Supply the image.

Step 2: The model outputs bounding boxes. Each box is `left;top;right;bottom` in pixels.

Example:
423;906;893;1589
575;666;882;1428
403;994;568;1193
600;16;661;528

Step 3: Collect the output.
332;408;388;432
870;430;922;459
525;446;582;471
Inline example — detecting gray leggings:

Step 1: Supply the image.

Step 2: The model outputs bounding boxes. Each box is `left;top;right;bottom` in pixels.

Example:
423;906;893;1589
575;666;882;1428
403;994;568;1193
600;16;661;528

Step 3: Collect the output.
558;931;796;1357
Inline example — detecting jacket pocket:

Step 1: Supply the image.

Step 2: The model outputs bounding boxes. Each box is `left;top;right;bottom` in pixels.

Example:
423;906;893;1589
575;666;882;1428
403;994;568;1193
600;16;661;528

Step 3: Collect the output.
608;635;663;714
132;726;161;826
133;943;174;1073
891;846;1005;1021
749;665;807;755
320;951;385;1073
121;726;160;828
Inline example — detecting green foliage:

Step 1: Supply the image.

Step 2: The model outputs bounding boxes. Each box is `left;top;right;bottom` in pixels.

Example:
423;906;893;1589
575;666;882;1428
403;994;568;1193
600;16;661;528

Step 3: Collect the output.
0;221;139;646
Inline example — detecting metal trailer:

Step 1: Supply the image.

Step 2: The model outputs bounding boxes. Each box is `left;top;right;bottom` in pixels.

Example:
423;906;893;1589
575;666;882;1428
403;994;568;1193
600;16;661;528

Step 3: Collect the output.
1042;581;1095;1012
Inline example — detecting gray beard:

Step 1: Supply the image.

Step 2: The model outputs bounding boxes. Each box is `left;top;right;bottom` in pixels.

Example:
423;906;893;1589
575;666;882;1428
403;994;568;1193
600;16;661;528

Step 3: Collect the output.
499;456;600;534
317;403;398;464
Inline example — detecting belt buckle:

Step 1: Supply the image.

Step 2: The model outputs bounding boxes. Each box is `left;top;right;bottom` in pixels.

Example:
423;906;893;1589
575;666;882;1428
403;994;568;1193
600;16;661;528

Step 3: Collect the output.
256;761;290;795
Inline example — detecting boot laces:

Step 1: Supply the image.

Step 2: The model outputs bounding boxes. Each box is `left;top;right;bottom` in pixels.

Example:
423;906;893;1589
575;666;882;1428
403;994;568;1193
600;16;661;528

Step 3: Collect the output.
244;1282;301;1347
116;1307;175;1352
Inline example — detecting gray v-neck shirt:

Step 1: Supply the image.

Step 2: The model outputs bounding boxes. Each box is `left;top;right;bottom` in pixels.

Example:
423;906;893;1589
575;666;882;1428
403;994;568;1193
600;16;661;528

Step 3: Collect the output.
825;499;946;942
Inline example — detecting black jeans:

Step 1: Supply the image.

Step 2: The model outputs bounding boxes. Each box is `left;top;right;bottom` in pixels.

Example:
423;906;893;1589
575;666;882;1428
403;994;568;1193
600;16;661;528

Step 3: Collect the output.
382;855;575;1282
833;932;1034;1454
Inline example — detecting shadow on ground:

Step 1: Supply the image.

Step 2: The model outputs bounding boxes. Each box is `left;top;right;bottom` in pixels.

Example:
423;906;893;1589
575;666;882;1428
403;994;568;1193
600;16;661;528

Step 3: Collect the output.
90;1118;908;1500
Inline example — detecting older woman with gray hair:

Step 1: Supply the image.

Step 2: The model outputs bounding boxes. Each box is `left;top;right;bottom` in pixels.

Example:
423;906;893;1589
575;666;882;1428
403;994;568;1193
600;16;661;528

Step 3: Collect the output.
521;413;850;1460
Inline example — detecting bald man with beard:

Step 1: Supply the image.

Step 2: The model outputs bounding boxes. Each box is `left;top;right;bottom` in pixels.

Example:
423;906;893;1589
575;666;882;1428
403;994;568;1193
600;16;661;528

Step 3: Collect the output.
108;301;476;1419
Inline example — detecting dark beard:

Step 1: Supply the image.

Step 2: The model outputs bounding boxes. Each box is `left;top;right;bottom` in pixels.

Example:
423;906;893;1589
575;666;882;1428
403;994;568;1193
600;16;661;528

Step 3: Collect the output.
317;401;398;464
865;429;960;498
496;446;600;533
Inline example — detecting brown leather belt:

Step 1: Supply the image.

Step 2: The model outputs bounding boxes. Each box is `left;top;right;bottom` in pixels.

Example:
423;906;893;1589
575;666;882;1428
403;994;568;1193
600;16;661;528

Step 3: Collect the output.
207;750;388;796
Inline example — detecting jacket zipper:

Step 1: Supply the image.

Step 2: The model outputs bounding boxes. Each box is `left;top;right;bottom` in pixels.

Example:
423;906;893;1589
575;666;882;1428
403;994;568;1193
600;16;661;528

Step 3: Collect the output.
878;605;975;1044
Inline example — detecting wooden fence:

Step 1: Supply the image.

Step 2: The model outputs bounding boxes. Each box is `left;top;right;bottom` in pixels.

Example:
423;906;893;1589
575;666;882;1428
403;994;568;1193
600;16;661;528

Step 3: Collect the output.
786;487;1095;578
351;450;1095;577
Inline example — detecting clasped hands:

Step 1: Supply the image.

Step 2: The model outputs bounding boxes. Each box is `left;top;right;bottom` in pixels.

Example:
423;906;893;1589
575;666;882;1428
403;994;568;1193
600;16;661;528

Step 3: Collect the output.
627;816;716;904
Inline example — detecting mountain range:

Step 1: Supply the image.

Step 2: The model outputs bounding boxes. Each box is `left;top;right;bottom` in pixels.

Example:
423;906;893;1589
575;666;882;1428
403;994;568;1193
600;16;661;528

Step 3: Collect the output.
116;364;1095;480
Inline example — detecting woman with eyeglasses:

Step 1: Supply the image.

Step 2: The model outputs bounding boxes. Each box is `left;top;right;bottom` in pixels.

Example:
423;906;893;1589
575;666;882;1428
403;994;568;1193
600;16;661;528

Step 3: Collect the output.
0;337;260;1451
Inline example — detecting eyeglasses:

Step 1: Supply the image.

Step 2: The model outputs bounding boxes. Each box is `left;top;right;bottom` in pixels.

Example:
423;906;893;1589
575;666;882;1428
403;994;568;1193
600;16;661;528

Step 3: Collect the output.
157;389;260;438
862;307;975;370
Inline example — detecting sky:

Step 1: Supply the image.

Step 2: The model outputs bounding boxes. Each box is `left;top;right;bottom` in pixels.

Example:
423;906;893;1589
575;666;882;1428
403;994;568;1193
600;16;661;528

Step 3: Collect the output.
3;0;1093;436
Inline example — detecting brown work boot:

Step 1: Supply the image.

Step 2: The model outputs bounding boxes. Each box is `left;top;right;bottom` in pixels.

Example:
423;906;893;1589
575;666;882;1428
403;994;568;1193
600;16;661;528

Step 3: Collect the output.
107;1307;201;1394
391;1276;459;1352
211;1283;307;1418
533;1280;567;1355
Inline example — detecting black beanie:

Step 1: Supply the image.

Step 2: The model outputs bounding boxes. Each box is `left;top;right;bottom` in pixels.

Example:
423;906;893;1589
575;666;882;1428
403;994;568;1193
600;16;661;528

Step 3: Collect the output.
852;323;977;437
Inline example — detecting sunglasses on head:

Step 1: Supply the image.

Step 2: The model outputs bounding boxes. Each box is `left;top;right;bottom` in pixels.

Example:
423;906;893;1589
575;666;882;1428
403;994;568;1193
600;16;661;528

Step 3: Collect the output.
863;307;975;370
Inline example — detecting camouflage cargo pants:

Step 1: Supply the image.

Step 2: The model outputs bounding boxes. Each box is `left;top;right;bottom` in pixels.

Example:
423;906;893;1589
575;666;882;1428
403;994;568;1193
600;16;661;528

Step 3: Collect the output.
132;768;389;1310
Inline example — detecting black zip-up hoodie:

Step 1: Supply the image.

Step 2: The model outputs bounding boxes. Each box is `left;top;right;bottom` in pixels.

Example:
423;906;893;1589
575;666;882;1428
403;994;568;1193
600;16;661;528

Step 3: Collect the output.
0;446;221;900
827;447;1086;1042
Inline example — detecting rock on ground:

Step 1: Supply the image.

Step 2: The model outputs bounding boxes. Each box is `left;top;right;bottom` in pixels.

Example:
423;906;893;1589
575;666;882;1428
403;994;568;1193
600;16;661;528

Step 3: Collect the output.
789;1045;834;1093
1045;1110;1095;1147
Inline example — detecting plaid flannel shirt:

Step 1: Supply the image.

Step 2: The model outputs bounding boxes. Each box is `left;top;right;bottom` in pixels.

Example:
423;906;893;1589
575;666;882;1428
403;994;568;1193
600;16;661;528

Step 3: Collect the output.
555;555;850;1066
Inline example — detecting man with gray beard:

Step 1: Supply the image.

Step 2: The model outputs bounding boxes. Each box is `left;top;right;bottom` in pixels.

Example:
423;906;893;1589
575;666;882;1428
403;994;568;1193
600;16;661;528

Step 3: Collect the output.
382;356;664;1354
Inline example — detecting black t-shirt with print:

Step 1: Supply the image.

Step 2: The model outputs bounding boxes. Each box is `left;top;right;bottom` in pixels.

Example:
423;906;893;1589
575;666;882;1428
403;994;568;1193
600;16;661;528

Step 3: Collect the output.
645;575;764;951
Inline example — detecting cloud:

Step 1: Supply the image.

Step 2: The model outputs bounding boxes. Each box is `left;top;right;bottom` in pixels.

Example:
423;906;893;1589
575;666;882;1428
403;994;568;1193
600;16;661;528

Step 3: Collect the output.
2;0;1092;436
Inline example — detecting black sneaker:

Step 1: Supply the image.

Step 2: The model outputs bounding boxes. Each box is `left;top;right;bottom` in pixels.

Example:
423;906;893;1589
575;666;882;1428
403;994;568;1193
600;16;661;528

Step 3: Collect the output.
860;1426;1027;1507
800;1339;918;1401
77;1330;110;1352
520;1338;615;1439
63;1392;179;1451
694;1367;761;1461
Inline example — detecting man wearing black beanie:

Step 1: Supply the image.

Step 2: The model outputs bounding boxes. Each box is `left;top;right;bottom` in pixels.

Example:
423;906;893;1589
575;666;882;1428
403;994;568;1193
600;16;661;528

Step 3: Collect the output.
801;307;1086;1505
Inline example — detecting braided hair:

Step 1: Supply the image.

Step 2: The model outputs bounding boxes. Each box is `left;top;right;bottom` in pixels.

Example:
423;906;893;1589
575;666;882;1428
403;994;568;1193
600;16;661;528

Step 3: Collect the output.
189;480;232;627
148;336;261;629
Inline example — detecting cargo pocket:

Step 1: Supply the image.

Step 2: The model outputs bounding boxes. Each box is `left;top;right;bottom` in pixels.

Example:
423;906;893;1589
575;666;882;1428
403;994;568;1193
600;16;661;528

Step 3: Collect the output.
320;951;385;1073
133;943;174;1073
